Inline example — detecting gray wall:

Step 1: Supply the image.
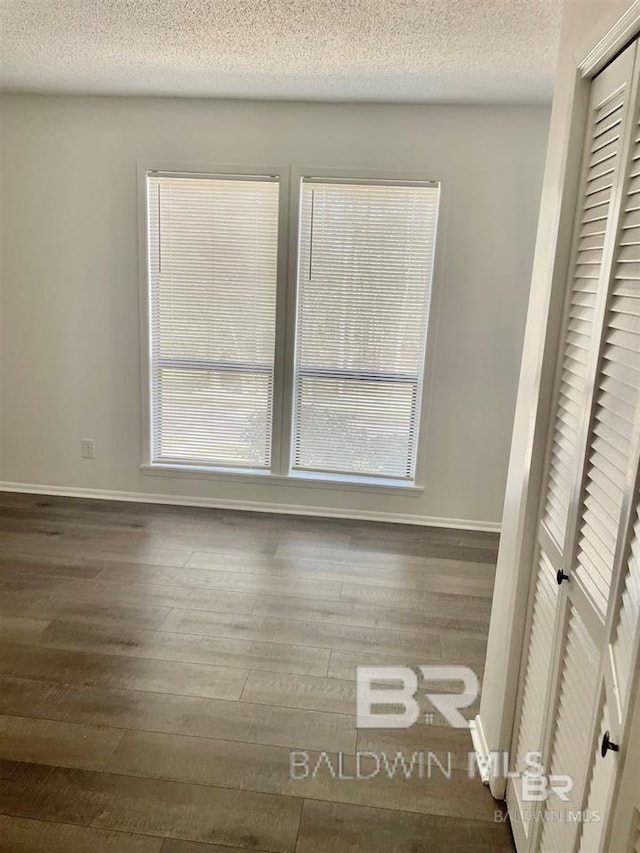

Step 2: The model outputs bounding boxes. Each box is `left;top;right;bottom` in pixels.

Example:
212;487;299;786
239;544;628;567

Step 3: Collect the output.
0;95;550;527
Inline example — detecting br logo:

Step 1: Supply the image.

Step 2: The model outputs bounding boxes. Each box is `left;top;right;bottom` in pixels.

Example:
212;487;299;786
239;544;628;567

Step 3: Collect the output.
356;665;479;729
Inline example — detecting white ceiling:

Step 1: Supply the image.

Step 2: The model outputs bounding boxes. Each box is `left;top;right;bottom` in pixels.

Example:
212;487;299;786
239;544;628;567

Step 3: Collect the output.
0;0;563;103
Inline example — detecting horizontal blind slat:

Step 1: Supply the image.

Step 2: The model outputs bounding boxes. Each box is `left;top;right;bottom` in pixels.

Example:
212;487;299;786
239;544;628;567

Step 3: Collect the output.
292;180;439;480
147;174;279;468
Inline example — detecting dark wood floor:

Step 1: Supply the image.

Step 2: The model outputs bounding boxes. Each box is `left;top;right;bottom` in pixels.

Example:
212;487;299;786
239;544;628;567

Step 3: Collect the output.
0;492;513;852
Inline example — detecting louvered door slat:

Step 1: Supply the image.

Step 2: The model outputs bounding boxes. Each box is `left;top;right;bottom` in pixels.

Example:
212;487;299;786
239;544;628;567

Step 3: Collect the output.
581;233;609;251
583;508;618;554
611;292;640;310
600;372;638;405
592;434;628;474
613;505;640;706
548;482;567;512
576;124;640;618
586;473;621;521
585;172;616;198
585;491;618;530
590;142;619;170
621;217;640;237
588;462;624;505
540;608;601;852
514;554;558;774
595;96;625;126
593;120;623;149
576;249;603;266
609;312;640;332
625;208;640;228
541;85;626;548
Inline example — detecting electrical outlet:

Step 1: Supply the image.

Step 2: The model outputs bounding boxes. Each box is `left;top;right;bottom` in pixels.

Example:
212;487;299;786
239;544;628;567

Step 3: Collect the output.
81;438;96;459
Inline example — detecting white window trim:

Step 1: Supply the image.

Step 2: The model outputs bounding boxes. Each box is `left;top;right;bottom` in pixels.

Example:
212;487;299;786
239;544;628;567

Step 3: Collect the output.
139;462;424;494
137;161;444;493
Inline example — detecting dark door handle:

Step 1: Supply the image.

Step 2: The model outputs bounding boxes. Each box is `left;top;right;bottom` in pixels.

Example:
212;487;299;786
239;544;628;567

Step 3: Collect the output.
601;731;619;758
557;570;570;585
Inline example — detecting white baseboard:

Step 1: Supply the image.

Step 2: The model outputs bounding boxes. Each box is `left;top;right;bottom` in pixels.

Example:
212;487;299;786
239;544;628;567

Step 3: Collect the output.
470;714;509;800
470;714;492;786
0;480;501;533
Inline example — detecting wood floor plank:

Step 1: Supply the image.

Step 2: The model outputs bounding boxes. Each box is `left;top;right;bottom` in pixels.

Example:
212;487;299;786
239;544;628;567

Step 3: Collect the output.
241;671;356;715
295;800;513;853
276;525;498;565
0;677;357;753
0;513;146;537
160;609;443;659
348;525;499;551
275;542;497;571
347;572;495;598
97;563;343;600
161;840;268;853
2;574;258;615
38;620;331;676
0;553;104;581
252;593;472;634
0;591;171;630
0;762;302;851
342;572;494;598
327;649;452;681
0;698;477;792
0;815;163;853
0;541;192;568
348;536;498;563
130;526;280;556
91;546;194;567
0;497;144;524
283;756;494;822
160;609;269;640
0;643;249;700
105;729;496;821
0;518;201;564
0;534;92;560
0;715;124;769
440;631;490;664
162;520;351;551
339;582;492;624
106;730;299;795
0;616;50;641
123;531;279;553
356;724;475;772
187;549;496;589
273;530;353;549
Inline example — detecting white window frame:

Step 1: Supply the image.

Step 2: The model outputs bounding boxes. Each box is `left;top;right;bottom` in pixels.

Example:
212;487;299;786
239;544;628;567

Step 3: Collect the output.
138;161;443;493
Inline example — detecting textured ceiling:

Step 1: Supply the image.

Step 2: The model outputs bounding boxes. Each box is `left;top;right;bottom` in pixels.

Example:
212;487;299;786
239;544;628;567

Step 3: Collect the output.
0;0;562;103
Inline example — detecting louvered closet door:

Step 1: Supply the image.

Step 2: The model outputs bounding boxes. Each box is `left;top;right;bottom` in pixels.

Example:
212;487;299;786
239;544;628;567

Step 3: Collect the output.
546;51;640;853
574;108;640;853
507;40;640;853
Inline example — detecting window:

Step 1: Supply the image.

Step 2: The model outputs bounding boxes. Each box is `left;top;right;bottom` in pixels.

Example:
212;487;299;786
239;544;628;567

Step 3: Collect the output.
146;172;279;468
143;168;440;487
292;178;440;480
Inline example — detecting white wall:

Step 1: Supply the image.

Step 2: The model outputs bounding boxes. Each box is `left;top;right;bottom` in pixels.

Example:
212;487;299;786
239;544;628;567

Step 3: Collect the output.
0;95;549;527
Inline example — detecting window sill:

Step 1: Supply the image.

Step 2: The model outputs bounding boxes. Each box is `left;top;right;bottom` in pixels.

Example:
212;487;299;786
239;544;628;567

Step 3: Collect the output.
140;463;424;494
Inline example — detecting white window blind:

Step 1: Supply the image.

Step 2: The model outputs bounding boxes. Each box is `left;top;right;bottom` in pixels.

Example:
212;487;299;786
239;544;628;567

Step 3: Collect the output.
292;178;440;481
147;172;279;468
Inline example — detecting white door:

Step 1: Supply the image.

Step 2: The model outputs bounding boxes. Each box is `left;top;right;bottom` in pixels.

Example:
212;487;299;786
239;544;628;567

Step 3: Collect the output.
507;39;640;853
